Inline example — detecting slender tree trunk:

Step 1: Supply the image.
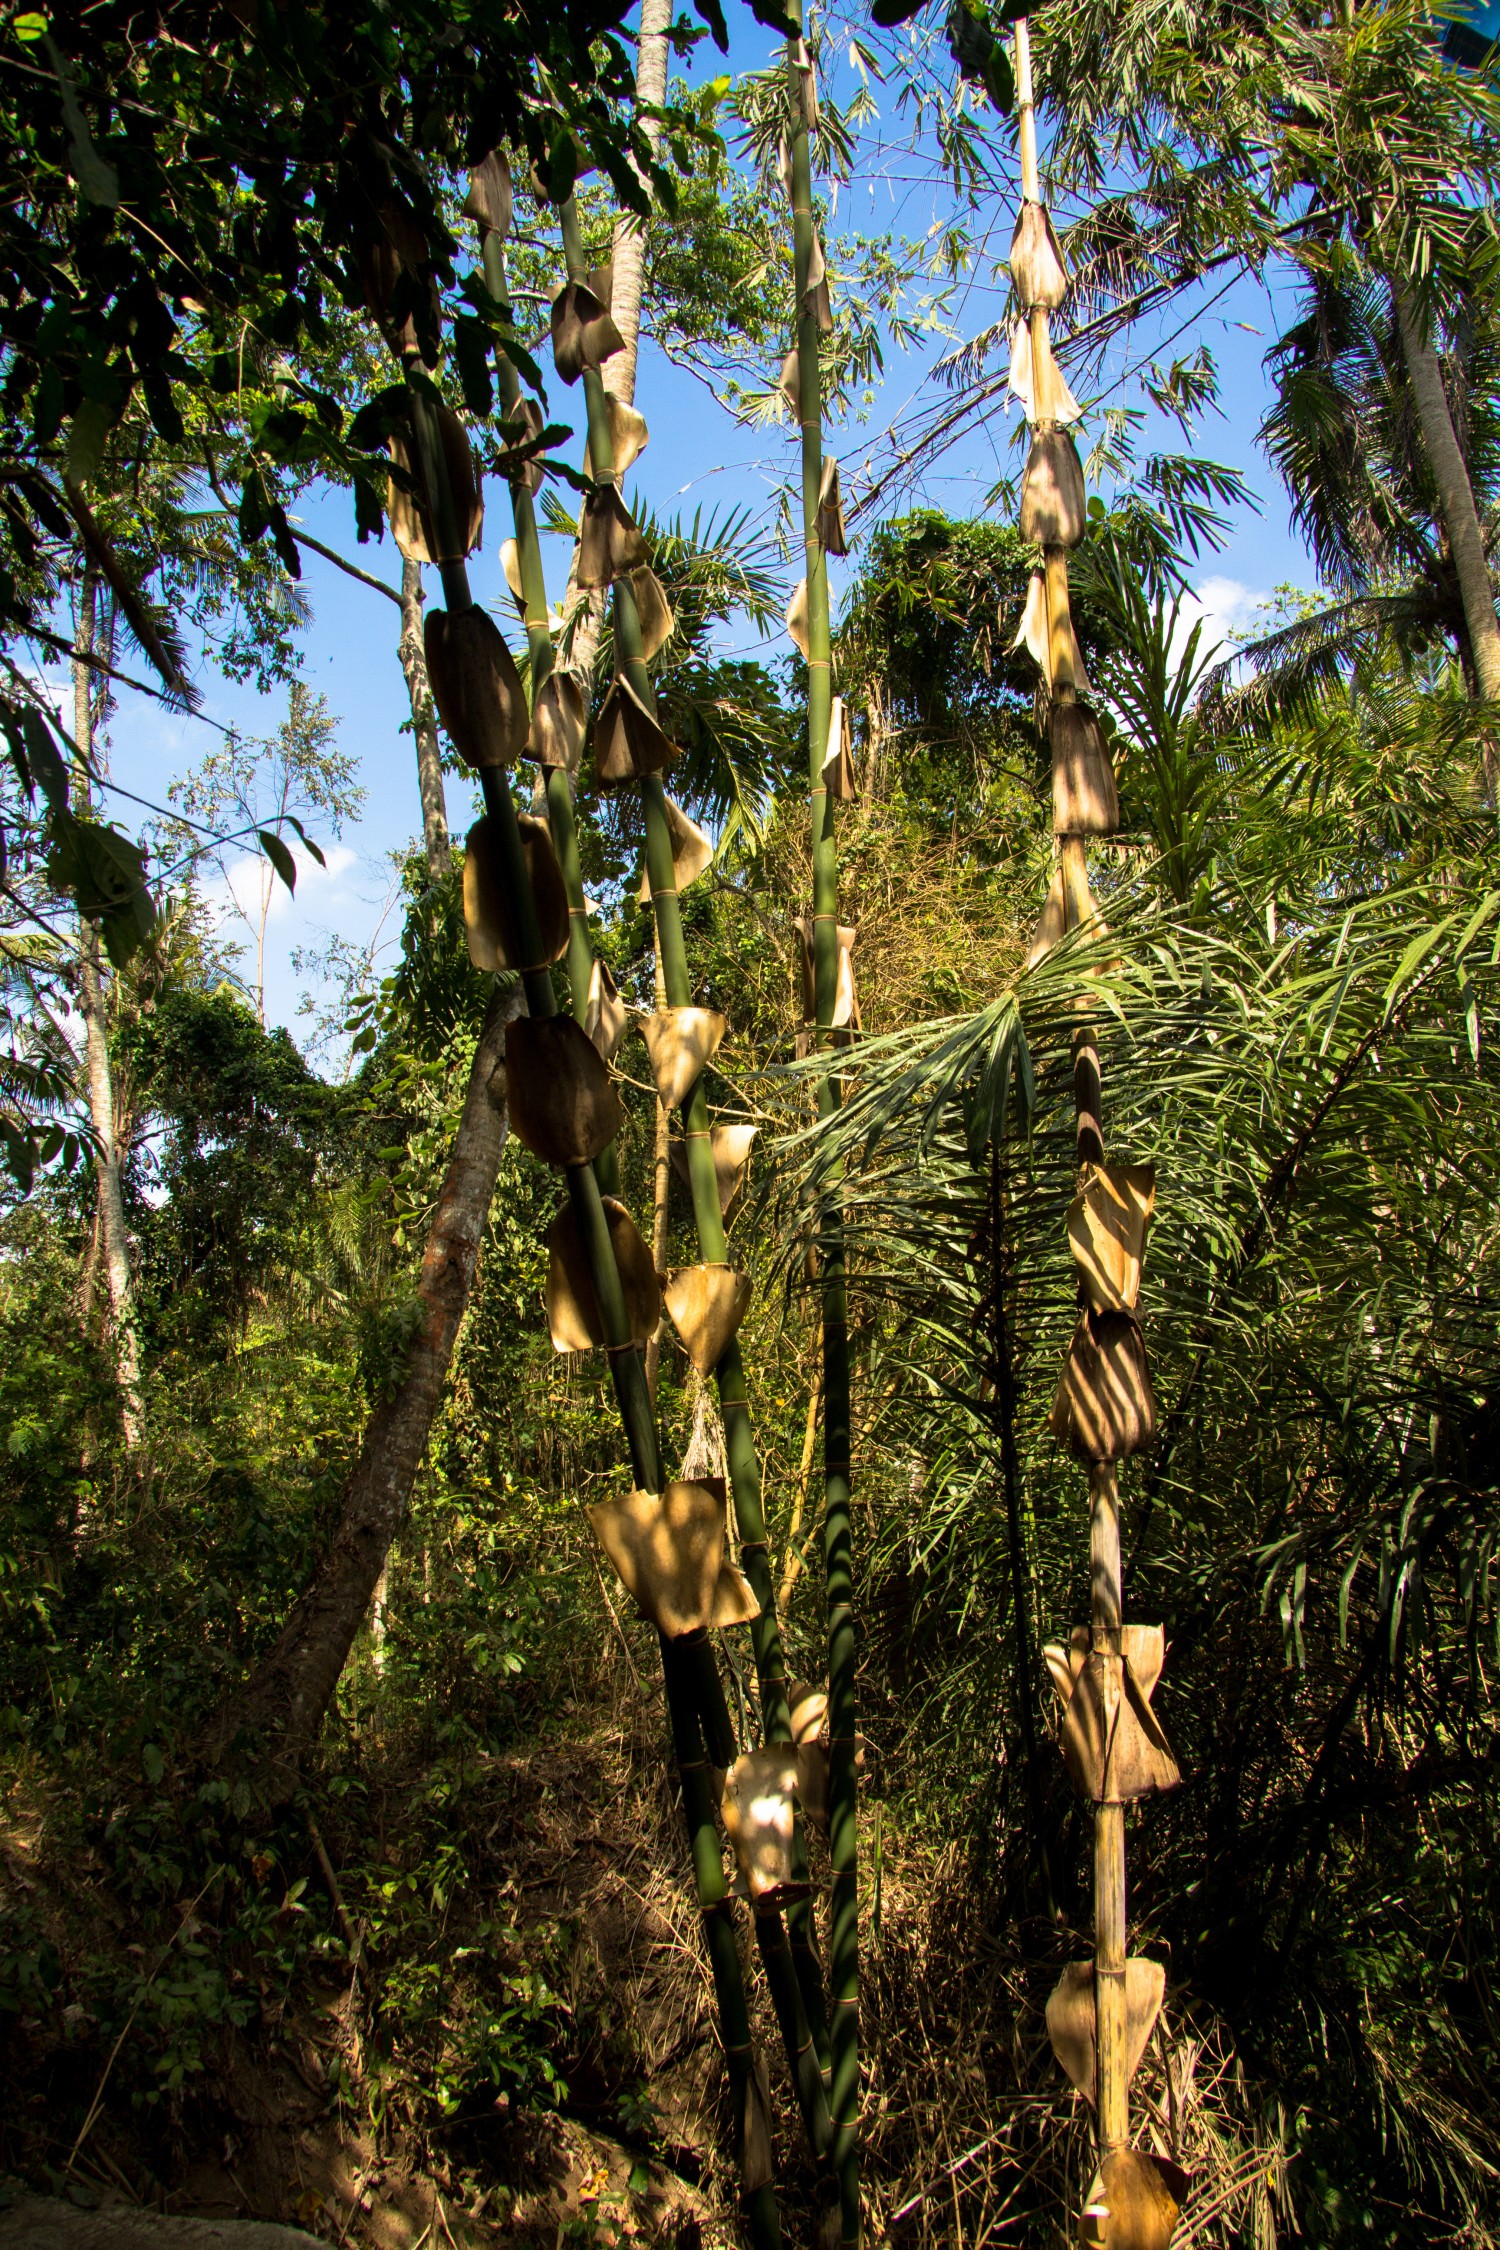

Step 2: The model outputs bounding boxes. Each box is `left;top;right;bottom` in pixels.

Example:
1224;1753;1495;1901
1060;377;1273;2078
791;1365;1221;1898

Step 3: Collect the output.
559;0;671;694
208;981;521;1790
73;578;143;1451
601;0;670;409
398;556;450;880
1392;280;1500;702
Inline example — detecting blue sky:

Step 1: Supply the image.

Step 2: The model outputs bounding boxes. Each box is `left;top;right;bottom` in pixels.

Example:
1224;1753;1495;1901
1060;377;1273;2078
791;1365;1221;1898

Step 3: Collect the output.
81;6;1315;1055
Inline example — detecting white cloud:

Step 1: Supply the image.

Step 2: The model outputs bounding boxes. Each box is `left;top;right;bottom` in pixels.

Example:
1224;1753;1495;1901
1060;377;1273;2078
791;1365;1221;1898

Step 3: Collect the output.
1176;575;1266;664
201;839;358;932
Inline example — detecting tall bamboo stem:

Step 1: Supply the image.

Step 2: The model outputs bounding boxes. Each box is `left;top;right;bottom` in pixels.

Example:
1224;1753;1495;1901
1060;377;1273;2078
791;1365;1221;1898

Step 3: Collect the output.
1012;30;1177;2225
782;18;860;2239
405;324;792;2242
555;188;833;2172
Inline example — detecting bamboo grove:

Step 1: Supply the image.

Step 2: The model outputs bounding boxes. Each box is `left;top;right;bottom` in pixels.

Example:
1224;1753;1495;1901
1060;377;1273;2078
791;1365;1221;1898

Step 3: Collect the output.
400;25;1177;2238
6;0;1500;2243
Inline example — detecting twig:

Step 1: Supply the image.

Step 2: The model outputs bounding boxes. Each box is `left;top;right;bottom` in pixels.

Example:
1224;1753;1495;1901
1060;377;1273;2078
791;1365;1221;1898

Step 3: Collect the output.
65;1877;214;2175
290;526;402;607
306;1809;364;1968
777;1371;823;1610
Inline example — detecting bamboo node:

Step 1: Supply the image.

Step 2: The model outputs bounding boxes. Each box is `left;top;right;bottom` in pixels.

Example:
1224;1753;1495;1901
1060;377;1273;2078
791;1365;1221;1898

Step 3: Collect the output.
1049;1307;1157;1460
525;669;587;774
388;402;483;565
425;607;529;770
1010;199;1069;309
663;1263;752;1375
1079;2149;1189;2250
550;279;624;384
1067;1163;1157;1311
584;957;627;1065
636;793;711;906
1021;428;1088;549
462;813;568;974
669;1121;758;1216
1057;1649;1180;1804
594;672;678;786
582;394;650;479
1045;1958;1165;2102
721;1748;809;1909
577;485;646;590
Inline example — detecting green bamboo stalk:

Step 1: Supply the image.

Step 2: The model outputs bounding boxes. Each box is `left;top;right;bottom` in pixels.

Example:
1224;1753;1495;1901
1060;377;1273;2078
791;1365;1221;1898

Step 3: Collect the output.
478;229;623;1199
782;18;860;2241
661;1631;781;2250
557;189;835;2170
405;333;787;2248
401;367;656;1480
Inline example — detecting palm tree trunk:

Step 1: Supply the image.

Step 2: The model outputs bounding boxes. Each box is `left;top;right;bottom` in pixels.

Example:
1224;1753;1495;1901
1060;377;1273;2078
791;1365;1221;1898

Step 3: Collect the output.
1392;280;1500;703
398;554;451;881
600;0;670;407
208;979;521;1789
72;574;142;1451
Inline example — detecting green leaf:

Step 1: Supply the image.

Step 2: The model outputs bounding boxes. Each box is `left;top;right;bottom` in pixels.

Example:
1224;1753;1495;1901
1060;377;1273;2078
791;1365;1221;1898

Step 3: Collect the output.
65;395;113;485
46;811;155;965
545;127;579;206
494;332;546;398
140;1742;164;1785
22;708;69;811
238;469;270;545
258;827;298;894
12;13;49;41
981;42;1013;111
286;815;325;867
692;0;729;49
871;0;927;23
452;312;494;420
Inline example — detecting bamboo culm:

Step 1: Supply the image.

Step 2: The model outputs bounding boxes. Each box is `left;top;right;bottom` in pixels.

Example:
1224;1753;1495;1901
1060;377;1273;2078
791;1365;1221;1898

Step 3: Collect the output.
783;17;861;2241
557;192;834;2178
478;228;623;1201
444;206;789;2243
1010;27;1180;2233
406;318;790;2250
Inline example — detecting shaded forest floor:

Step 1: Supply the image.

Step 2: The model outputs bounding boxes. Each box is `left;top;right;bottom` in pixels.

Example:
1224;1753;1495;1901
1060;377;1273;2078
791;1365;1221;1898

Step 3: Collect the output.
0;1632;1290;2250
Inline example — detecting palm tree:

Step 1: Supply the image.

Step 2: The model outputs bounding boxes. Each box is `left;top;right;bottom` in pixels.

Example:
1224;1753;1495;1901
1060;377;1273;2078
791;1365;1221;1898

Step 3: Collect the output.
1202;265;1500;740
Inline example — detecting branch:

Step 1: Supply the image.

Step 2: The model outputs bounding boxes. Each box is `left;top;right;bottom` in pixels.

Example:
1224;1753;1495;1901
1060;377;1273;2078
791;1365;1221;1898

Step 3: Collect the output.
291;526;402;606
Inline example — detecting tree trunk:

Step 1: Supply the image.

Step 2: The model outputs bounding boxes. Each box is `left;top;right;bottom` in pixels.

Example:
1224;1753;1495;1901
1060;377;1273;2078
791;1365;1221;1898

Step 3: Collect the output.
207;980;521;1790
1392;280;1500;703
601;0;671;409
398;555;450;881
560;0;671;694
73;579;143;1450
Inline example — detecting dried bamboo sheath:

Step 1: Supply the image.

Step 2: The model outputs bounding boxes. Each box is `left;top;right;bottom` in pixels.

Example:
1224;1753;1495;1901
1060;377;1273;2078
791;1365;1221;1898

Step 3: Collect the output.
1009;23;1185;2248
469;183;786;2248
783;13;861;2243
554;187;827;2227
